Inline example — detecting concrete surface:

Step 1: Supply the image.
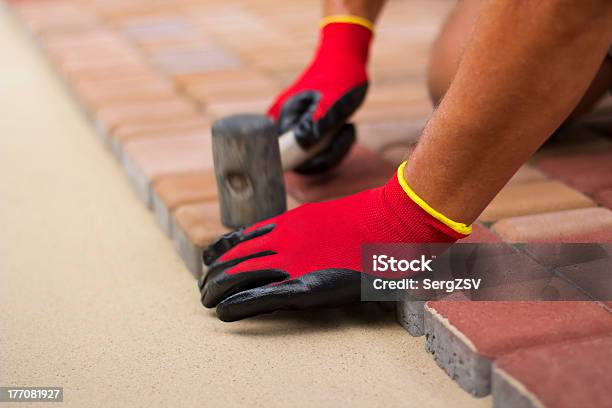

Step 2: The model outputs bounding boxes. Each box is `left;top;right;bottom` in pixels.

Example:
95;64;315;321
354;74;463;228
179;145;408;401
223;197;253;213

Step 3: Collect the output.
0;5;490;407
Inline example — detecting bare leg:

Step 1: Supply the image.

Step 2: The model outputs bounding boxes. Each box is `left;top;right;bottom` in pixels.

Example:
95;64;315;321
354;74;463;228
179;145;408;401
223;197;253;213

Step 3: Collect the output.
427;0;612;120
406;0;612;224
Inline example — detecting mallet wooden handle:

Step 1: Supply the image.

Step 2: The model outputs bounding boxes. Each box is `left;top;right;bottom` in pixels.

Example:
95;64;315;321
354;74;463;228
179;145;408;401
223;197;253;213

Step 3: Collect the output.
278;130;332;171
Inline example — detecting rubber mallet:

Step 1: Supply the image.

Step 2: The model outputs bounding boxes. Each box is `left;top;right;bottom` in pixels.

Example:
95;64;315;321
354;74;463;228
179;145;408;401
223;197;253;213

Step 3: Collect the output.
212;114;332;229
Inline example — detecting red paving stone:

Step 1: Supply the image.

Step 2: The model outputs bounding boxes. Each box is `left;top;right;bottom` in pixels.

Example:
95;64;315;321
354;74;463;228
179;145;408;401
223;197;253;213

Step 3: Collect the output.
492;207;612;243
532;125;612;161
357;120;424;153
479;180;595;223
174;69;274;91
149;45;242;76
56;54;148;78
354;99;433;123
379;143;416;166
65;64;161;83
427;301;612;357
425;300;612;395
493;336;612;408
152;171;217;235
112;115;210;143
72;74;176;106
112;122;211;158
95;97;199;133
122;128;213;183
594;188;612;209
154;171;218;211
555;258;612;303
505;165;547;185
13;1;98;33
118;15;202;48
172;201;229;277
121;128;213;206
537;151;612;195
561;229;612;243
180;70;280;104
172;206;224;244
285;144;395;202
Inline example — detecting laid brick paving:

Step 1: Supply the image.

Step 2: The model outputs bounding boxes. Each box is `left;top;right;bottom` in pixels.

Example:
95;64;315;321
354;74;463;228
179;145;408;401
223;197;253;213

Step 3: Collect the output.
8;0;611;404
424;301;612;396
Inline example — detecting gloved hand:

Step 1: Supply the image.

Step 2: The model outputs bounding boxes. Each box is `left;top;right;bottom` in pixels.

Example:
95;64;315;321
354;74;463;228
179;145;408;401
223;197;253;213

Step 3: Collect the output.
199;162;472;321
267;16;374;174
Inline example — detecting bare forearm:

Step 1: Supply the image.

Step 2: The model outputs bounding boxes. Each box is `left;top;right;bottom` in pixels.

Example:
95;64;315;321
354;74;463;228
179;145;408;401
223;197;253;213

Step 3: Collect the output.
324;0;387;22
406;0;612;224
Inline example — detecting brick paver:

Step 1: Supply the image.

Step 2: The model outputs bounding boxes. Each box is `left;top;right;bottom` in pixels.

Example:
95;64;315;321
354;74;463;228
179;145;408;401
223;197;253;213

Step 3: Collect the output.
111;121;211;159
152;171;218;235
72;74;176;106
95;97;199;137
285;144;395;202
506;165;547;185
555;258;612;305
594;188;612;209
357;120;424;153
492;207;612;242
121;129;213;206
479;181;595;223
425;300;612;396
537;151;612;195
492;336;612;408
172;201;228;278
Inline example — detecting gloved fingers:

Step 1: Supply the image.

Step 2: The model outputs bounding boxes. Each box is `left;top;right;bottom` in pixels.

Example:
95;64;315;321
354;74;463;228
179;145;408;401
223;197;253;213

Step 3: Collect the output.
216;223;280;264
277;91;320;136
294;123;356;175
200;253;288;308
216;268;362;322
293;82;368;149
202;223;275;266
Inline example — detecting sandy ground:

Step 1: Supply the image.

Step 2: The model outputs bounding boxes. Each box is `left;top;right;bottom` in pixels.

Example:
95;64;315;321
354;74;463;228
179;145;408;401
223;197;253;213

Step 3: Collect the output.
0;5;490;407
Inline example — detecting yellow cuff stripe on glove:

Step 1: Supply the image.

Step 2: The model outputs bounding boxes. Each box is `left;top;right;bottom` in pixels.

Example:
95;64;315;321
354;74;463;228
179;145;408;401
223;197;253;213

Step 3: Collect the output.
320;15;375;32
397;161;472;235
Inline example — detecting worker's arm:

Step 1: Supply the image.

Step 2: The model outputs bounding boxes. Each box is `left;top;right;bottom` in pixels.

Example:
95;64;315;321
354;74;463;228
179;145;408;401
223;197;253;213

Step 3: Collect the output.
323;0;386;21
406;0;612;224
200;0;612;321
267;0;387;174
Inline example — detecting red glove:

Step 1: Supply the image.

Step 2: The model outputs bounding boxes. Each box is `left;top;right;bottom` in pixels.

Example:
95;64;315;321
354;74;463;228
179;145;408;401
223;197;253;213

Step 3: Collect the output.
200;162;472;321
267;16;373;174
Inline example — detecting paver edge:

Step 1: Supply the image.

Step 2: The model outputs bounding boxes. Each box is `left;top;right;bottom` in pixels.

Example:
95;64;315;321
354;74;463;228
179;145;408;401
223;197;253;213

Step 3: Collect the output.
492;365;545;408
